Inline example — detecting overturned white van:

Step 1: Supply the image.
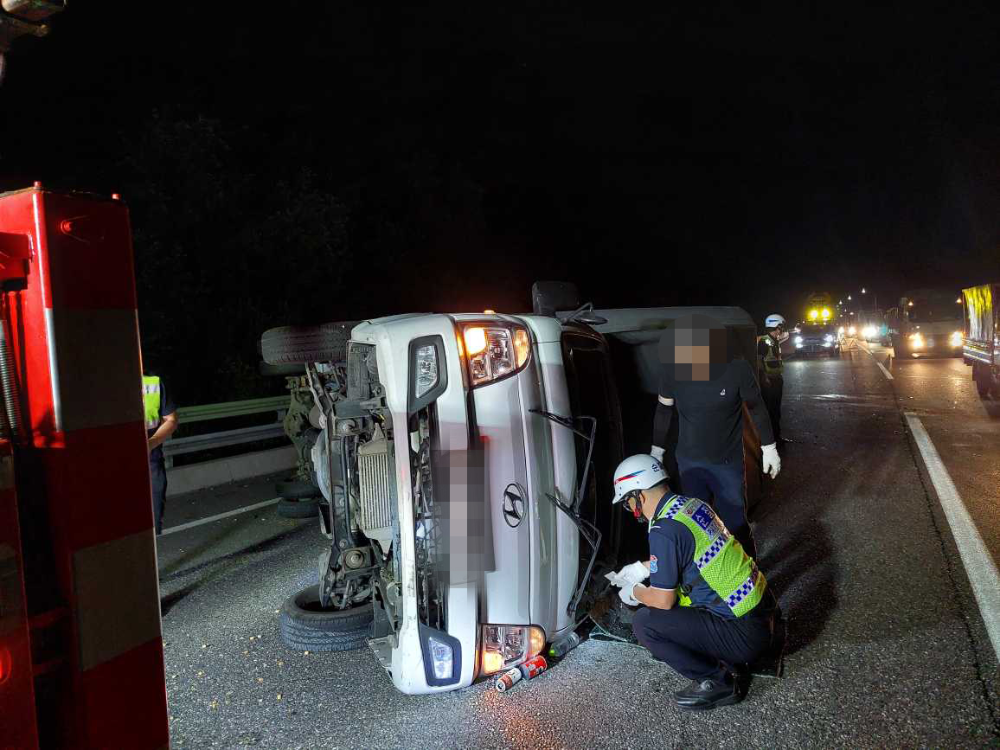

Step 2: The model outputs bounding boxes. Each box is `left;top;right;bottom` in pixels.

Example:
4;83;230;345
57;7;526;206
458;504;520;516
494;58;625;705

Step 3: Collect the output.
261;283;764;694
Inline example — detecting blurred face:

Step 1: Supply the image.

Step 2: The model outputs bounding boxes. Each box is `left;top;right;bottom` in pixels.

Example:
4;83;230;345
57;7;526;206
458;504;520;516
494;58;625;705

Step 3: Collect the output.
659;314;729;381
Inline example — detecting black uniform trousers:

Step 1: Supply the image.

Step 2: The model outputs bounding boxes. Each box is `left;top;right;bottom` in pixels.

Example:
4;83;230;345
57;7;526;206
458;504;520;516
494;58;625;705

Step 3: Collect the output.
633;603;774;683
677;458;757;560
150;457;168;535
761;374;783;443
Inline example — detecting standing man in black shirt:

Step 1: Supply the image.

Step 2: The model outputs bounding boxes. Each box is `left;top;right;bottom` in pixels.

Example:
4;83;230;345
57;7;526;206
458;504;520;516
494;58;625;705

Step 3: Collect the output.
144;372;178;535
650;315;779;558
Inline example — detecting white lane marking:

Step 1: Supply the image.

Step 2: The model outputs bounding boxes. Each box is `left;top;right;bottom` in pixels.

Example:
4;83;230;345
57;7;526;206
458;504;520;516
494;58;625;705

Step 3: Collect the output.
904;413;1000;662
859;341;895;380
160;497;282;536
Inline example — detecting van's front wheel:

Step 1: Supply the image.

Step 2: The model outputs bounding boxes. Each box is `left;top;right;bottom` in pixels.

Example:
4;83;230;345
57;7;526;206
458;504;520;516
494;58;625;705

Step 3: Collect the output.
279;585;373;652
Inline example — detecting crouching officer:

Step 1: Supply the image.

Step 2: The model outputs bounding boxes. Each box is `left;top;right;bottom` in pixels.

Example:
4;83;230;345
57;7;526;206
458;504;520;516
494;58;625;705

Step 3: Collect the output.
757;314;786;444
608;454;778;710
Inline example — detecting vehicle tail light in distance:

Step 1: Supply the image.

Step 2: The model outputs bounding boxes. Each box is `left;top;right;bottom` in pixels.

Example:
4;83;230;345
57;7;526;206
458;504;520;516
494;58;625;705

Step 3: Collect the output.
479;624;545;675
461;323;532;387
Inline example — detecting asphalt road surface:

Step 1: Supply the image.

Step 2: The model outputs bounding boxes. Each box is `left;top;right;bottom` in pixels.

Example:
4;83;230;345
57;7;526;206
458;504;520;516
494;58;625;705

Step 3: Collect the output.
157;342;1000;749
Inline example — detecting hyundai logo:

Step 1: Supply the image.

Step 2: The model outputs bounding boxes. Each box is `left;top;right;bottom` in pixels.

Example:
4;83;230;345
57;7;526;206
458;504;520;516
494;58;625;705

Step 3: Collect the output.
502;483;526;528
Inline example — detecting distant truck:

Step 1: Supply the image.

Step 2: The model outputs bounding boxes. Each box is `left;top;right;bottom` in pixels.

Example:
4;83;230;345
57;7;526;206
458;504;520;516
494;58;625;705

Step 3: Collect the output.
803;291;835;324
884;288;964;358
962;283;1000;398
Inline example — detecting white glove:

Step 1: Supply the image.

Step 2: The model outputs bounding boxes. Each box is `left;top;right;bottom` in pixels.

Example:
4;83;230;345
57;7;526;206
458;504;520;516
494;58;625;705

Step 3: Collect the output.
604;571;626;587
618;581;639;606
616;561;649;585
650;446;665;463
762;443;781;479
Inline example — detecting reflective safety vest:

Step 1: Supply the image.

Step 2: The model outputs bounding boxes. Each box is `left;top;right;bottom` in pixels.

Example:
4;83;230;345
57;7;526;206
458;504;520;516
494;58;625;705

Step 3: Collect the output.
143;375;162;430
649;495;768;617
758;334;783;376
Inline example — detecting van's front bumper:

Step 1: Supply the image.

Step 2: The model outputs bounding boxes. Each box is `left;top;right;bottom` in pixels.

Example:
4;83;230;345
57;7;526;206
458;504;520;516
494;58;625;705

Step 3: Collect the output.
351;315;480;694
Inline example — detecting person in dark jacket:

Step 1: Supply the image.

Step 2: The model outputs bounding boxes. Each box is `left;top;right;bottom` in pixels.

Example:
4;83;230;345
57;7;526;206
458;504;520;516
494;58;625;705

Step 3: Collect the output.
650;315;779;559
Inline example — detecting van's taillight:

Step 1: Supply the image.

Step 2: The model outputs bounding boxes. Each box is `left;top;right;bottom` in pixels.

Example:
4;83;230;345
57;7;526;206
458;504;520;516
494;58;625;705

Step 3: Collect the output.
461;323;532;387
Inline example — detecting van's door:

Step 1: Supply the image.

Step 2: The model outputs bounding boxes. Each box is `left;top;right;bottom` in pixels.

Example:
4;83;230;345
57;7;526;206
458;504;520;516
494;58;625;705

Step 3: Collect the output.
560;326;629;565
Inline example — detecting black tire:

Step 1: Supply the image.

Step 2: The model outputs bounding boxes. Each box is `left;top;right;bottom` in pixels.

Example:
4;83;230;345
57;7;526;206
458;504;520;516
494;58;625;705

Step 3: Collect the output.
277;497;319;519
973;364;990;398
275;479;322;500
279;585;373;652
261;322;355;365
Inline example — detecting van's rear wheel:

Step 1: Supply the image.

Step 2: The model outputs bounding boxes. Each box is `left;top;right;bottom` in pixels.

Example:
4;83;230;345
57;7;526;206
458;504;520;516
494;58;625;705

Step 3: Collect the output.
261;322;356;365
278;585;373;652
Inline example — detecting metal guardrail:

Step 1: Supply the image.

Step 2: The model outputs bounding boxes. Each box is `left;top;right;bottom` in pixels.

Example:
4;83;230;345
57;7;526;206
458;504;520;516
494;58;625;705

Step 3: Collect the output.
176;396;290;423
164;395;290;467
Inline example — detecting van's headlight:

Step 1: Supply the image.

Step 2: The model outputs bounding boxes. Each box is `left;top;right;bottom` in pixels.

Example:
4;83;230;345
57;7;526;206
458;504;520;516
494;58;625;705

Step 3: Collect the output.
427;636;454;680
823;334;834;343
414;344;439;398
479;624;545;675
461;323;532;387
950;331;963;347
418;625;462;686
909;333;924;349
794;336;803;346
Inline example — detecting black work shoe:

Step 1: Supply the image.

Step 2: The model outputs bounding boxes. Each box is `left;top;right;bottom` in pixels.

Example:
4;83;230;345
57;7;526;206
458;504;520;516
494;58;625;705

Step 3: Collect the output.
674;678;743;710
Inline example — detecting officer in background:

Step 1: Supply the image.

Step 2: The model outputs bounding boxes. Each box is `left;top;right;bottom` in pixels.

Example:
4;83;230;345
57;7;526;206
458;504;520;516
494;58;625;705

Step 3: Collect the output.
144;372;178;535
757;314;787;445
607;455;778;710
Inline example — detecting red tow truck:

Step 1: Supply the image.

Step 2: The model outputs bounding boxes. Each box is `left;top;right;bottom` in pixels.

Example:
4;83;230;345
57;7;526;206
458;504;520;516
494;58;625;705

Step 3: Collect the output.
1;8;170;747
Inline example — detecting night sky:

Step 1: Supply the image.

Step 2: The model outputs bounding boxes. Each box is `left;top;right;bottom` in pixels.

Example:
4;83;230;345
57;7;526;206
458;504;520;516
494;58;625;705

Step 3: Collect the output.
2;4;999;400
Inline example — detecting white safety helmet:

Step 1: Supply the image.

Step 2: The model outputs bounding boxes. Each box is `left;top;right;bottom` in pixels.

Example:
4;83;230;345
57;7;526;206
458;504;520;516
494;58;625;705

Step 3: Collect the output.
764;313;786;330
612;454;667;504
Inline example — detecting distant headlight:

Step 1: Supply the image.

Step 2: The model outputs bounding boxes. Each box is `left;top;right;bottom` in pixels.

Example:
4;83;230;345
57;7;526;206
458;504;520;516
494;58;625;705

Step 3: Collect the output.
862;326;876;339
823;334;834;342
909;333;924;349
838;326;845;334
847;326;857;336
950;331;962;347
794;336;803;345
